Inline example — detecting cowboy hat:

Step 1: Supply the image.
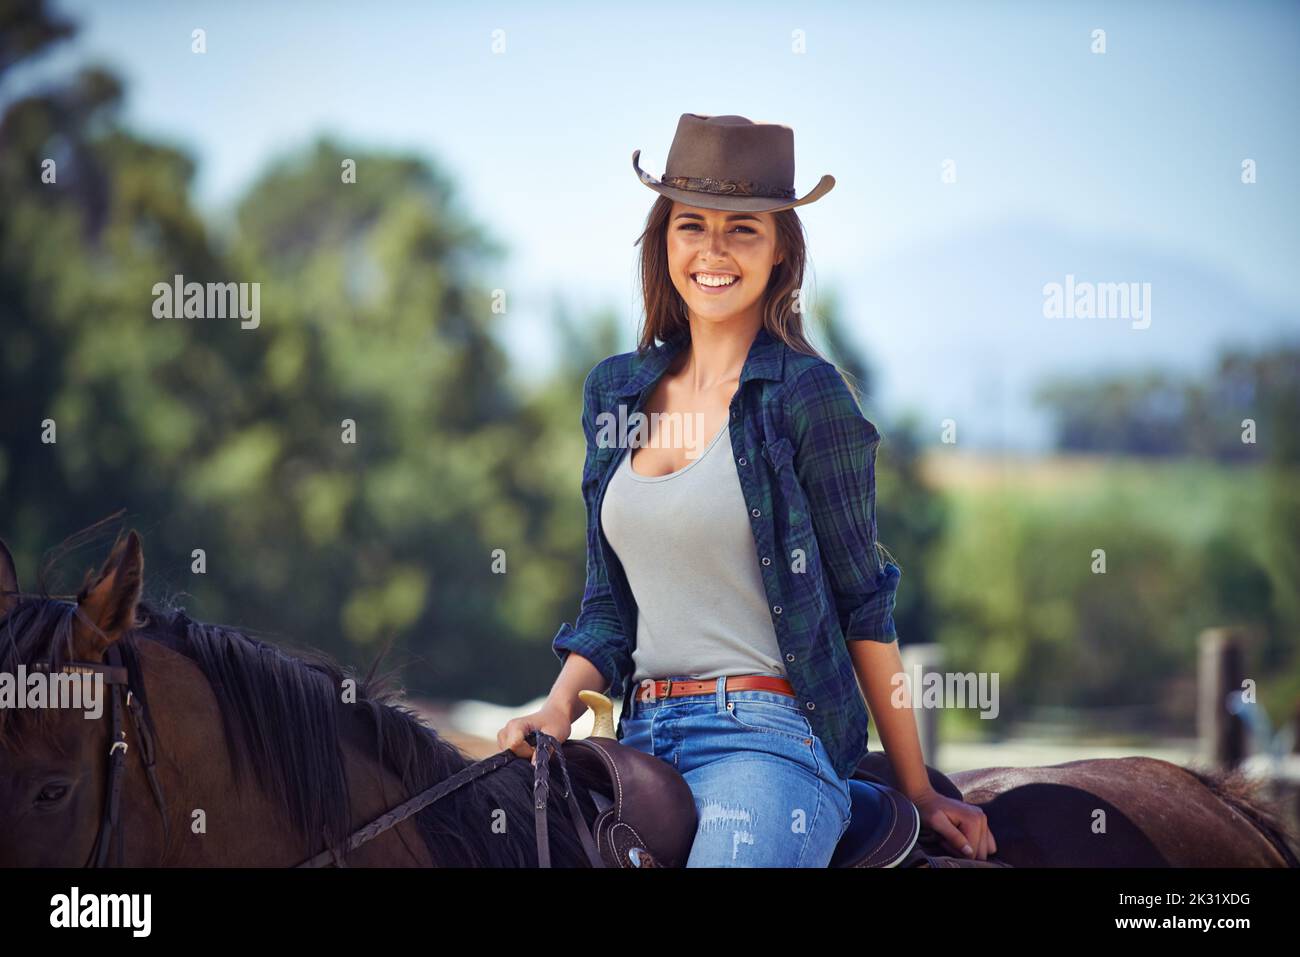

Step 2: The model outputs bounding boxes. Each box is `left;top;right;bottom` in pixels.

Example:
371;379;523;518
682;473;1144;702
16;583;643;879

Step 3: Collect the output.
632;112;835;213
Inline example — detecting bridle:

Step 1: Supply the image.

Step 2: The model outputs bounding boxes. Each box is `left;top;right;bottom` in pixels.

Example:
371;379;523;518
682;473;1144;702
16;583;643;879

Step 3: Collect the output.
31;643;169;867
30;640;602;867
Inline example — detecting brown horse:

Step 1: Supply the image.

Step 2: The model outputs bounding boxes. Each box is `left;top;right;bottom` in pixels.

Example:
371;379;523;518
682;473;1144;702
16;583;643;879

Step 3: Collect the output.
0;529;1295;867
893;758;1298;867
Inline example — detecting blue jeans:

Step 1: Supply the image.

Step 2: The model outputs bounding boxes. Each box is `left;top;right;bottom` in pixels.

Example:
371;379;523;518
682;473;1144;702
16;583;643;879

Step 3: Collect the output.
619;676;854;867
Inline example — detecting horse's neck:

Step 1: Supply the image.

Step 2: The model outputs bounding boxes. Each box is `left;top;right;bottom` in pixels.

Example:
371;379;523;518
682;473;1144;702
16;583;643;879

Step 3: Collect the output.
136;641;297;864
138;639;429;865
329;717;435;865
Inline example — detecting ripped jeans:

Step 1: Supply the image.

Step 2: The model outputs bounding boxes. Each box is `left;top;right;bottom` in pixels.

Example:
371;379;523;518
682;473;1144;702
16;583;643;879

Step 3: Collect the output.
619;675;853;867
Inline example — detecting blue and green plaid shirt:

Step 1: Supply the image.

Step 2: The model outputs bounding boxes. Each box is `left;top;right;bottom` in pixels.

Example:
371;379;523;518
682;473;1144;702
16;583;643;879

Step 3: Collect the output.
551;324;902;780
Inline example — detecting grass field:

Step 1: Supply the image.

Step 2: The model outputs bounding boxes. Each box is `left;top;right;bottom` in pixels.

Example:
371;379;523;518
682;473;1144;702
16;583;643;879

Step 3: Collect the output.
902;449;1299;741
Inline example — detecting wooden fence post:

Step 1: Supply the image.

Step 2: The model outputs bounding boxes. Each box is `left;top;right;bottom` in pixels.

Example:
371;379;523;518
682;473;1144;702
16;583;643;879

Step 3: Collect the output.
1198;627;1247;768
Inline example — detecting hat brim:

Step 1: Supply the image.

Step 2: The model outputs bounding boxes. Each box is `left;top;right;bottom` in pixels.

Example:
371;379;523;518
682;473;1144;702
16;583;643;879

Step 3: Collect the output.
632;149;834;213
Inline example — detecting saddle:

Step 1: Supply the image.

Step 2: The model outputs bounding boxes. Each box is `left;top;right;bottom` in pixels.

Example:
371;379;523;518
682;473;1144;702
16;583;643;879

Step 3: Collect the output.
560;726;983;868
846;750;1011;867
560;735;697;867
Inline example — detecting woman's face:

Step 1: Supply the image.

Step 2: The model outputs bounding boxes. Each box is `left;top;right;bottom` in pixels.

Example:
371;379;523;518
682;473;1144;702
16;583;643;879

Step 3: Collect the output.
666;201;782;325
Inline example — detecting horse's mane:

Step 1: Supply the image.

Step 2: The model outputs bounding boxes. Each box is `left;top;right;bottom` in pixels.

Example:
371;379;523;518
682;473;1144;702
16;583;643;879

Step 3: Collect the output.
0;590;596;867
1182;764;1300;867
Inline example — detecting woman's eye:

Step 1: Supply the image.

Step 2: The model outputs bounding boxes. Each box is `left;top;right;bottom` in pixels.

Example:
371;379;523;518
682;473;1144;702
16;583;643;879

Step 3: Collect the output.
678;224;756;234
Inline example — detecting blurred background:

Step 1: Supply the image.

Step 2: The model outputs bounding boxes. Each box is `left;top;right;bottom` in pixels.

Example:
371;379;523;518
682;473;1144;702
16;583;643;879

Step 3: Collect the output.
1;0;1297;800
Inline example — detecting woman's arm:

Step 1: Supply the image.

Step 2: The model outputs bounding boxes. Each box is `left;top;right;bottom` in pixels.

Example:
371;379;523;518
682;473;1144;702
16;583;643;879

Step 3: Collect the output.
786;360;995;859
498;650;607;759
784;361;901;642
550;361;634;695
849;638;933;799
501;361;632;759
545;651;611;724
851;639;995;860
853;639;996;859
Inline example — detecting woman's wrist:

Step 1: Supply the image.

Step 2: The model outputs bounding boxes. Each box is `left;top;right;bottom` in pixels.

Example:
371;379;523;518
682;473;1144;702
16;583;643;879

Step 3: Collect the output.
541;696;577;724
905;784;939;804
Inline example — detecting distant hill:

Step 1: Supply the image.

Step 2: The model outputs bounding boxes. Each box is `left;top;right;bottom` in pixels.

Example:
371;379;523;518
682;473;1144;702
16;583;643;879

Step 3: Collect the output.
841;214;1299;451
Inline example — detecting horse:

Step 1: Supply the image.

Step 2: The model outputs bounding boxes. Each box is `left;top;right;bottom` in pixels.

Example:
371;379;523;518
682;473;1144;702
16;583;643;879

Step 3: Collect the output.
0;528;1296;867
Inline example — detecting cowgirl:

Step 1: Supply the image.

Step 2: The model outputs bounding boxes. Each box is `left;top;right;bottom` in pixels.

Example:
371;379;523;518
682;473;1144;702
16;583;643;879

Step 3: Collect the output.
501;113;995;866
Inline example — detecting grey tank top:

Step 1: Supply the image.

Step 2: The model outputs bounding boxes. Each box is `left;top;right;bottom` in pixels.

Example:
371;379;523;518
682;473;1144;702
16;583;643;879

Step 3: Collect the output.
599;420;787;686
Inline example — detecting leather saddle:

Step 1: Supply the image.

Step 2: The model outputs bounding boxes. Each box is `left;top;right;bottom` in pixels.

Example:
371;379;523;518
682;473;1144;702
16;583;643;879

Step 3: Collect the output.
561;736;983;868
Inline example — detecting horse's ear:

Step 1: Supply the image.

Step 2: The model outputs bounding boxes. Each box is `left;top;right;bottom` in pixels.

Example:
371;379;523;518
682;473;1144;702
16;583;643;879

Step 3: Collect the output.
71;530;144;661
0;538;19;620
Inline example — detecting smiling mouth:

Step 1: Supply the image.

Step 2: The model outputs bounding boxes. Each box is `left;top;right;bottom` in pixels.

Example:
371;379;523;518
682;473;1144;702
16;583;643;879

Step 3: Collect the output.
691;272;740;289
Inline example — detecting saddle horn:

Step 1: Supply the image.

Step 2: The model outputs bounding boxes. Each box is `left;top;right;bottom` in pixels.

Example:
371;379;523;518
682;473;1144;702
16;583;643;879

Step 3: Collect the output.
578;690;616;738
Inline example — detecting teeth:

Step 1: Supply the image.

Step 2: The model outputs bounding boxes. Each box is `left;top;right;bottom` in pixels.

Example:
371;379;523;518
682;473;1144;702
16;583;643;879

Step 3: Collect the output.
694;273;737;287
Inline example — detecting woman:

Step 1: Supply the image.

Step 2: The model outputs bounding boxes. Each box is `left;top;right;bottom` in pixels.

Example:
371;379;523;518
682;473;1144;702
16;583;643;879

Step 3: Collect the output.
498;113;995;867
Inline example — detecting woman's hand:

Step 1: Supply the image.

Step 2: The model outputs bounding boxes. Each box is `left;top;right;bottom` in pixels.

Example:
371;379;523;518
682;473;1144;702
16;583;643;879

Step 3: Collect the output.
496;703;574;760
910;789;997;861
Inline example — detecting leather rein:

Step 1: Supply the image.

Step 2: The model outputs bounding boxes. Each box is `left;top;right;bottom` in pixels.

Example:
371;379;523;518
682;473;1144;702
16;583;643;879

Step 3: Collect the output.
295;729;605;867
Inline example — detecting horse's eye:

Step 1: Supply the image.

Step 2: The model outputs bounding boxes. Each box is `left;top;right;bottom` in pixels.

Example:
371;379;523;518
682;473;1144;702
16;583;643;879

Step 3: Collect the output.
37;784;69;804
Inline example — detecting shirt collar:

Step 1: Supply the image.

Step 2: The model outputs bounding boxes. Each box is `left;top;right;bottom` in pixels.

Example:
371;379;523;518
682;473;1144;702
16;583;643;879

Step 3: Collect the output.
615;325;787;400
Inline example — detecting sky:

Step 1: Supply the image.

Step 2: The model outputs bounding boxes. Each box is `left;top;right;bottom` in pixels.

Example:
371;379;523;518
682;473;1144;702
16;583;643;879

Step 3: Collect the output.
14;0;1300;449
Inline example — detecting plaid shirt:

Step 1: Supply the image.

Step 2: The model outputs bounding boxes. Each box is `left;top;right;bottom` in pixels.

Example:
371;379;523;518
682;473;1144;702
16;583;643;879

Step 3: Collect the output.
551;325;902;780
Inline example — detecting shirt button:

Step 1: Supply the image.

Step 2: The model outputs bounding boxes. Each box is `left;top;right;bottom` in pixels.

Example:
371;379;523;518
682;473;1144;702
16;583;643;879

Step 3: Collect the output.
805;701;816;711
773;605;782;615
761;557;771;566
785;653;795;662
751;507;761;518
737;456;747;466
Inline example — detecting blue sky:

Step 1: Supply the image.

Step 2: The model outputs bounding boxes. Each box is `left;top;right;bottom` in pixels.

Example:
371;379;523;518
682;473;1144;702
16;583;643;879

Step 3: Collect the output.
17;0;1300;448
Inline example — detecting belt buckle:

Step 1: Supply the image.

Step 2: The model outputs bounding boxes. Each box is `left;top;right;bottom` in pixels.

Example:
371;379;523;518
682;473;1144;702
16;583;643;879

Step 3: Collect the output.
661;679;671;700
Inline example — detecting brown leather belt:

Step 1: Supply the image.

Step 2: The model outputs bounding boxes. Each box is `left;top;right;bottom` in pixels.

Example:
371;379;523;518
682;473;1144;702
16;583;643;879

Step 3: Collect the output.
643;674;795;699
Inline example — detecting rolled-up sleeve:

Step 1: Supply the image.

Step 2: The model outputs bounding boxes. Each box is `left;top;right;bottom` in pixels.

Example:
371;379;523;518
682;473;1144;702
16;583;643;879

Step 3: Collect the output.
551;363;634;694
786;361;901;643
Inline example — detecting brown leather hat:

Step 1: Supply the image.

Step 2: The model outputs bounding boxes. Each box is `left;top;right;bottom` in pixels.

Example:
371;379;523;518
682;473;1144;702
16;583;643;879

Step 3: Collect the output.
633;112;835;213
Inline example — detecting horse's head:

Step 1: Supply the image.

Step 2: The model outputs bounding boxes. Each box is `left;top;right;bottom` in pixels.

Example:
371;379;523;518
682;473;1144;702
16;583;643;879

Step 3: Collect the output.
0;530;154;866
